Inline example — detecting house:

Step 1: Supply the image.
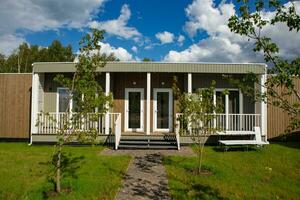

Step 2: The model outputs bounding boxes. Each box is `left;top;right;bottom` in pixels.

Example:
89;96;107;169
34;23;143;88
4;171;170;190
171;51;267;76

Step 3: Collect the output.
29;62;268;149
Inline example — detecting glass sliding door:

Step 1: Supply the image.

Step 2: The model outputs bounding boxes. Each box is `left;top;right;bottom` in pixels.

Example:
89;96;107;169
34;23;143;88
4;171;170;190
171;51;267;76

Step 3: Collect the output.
154;89;173;132
128;92;141;129
125;88;144;132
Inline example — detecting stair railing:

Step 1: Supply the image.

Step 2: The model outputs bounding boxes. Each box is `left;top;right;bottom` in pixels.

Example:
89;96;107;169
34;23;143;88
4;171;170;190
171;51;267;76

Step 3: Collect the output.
175;114;181;150
113;113;122;150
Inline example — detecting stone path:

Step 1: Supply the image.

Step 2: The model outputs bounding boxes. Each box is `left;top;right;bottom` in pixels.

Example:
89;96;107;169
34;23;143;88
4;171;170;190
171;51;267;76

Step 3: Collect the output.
101;147;195;200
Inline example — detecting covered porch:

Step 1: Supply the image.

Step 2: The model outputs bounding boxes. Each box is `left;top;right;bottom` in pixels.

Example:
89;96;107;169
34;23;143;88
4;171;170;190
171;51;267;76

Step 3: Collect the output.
30;62;268;149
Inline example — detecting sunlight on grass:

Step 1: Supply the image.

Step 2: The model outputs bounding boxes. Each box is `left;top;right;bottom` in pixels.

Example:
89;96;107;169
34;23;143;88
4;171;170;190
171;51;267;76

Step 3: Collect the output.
0;143;130;200
163;143;300;200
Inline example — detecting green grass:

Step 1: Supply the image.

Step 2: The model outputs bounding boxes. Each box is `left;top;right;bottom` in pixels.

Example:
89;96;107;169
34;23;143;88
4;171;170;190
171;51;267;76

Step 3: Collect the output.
0;143;130;200
163;142;300;200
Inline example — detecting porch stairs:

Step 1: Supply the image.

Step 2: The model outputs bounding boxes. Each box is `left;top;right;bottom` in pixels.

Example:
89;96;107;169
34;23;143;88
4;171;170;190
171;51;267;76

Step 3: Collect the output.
118;134;178;149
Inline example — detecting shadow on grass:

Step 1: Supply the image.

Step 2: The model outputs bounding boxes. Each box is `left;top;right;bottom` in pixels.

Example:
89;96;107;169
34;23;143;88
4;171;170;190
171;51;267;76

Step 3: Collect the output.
164;157;228;200
212;146;260;152
38;153;85;199
273;141;300;150
189;183;229;200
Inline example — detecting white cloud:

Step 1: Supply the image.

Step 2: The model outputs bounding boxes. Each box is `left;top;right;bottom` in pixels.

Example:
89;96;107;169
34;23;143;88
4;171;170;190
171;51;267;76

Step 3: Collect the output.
0;34;26;55
177;35;185;46
164;0;300;63
131;46;138;53
0;0;106;55
99;42;133;61
155;31;175;44
90;4;141;40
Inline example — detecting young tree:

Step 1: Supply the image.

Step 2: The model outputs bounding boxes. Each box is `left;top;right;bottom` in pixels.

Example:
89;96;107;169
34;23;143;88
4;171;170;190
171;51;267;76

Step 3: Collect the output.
39;29;113;194
228;0;300;133
173;79;224;174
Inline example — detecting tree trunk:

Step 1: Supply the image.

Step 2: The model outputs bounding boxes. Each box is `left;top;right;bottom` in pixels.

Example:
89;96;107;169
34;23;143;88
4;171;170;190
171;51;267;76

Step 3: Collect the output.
197;142;202;174
199;143;205;174
56;145;62;193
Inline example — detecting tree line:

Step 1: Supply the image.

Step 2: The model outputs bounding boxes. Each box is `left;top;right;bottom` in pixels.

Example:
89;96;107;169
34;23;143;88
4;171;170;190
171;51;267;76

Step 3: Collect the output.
0;41;75;73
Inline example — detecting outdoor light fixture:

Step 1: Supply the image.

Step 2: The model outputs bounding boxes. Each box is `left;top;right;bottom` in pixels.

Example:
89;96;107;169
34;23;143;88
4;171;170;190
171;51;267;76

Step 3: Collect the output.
161;82;165;86
133;81;136;85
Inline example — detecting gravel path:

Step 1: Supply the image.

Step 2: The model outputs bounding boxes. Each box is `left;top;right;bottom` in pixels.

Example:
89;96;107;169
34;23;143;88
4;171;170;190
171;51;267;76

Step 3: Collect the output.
101;147;195;200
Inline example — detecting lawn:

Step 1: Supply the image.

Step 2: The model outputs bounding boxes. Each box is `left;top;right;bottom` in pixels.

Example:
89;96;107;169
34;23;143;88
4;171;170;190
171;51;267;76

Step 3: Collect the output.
163;142;300;200
0;143;130;200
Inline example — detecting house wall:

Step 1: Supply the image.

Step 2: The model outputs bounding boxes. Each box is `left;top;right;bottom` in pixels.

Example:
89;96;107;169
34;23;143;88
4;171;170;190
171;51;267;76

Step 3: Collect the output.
41;72;257;133
267;77;300;139
43;73;105;112
112;72;184;133
0;74;32;139
192;73;255;114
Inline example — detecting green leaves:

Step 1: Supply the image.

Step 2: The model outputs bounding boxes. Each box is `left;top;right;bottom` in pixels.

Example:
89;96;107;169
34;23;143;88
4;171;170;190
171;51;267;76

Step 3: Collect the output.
228;0;300;134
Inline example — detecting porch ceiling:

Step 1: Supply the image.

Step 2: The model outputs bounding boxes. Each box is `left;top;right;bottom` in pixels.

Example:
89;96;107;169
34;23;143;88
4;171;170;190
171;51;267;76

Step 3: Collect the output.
33;62;266;74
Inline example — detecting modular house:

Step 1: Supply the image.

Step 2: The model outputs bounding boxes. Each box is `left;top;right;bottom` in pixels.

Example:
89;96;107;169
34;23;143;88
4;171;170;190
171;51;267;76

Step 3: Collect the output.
30;62;268;149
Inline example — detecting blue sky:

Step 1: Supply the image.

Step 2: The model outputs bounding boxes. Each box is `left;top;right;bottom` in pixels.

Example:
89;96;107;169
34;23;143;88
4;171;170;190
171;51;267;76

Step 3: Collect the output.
0;0;299;62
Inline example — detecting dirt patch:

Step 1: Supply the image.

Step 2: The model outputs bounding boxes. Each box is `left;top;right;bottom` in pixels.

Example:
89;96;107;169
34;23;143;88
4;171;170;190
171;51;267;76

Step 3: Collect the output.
43;187;72;198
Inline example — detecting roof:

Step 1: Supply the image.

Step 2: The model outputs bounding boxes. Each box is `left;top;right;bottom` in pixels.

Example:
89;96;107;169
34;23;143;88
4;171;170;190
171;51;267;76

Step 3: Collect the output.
32;62;266;74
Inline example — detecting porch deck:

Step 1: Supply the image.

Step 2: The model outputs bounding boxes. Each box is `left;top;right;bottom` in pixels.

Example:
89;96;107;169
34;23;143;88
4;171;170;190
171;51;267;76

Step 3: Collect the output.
32;112;264;150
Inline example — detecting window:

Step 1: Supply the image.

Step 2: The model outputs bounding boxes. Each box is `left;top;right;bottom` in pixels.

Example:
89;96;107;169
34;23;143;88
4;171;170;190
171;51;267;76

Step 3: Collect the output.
57;88;70;113
228;91;239;114
214;89;242;114
216;91;225;113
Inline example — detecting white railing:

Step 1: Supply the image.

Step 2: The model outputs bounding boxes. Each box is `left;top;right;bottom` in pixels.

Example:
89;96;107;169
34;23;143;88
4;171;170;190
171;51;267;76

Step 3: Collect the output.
176;113;261;136
114;113;122;149
36;112;121;136
175;118;181;150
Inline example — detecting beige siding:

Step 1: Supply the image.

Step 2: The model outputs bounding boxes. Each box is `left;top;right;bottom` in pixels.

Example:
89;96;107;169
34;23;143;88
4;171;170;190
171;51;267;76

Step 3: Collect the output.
267;77;300;139
43;73;106;112
0;74;32;139
33;62;266;74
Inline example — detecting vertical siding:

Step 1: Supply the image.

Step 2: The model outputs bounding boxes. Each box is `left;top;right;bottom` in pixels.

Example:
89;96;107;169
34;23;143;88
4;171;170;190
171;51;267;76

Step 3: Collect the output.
267;77;300;139
0;74;32;139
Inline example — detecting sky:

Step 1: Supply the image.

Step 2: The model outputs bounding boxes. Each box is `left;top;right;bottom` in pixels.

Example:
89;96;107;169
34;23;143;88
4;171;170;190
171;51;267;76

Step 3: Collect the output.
0;0;299;63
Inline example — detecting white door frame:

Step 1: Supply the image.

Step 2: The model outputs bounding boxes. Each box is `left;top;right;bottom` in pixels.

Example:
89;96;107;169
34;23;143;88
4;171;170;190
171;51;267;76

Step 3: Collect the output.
124;88;144;132
153;88;173;132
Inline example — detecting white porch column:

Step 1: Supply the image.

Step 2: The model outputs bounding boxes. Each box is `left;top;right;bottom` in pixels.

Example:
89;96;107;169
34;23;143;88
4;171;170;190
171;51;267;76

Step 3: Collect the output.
31;73;39;135
188;73;192;94
225;94;229;130
239;90;244;130
146;73;151;135
260;72;267;139
105;72;110;135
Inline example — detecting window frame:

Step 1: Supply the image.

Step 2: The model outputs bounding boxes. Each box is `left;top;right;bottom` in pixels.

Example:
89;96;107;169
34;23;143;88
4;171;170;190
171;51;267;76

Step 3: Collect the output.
56;87;73;114
213;88;243;114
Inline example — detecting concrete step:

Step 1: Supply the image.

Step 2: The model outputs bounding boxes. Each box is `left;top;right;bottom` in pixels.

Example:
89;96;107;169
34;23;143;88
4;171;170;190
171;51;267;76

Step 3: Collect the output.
121;135;176;141
118;144;178;150
119;140;176;145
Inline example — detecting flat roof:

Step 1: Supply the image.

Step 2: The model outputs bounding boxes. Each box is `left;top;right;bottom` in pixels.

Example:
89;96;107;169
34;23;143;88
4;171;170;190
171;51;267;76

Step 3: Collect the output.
33;62;266;74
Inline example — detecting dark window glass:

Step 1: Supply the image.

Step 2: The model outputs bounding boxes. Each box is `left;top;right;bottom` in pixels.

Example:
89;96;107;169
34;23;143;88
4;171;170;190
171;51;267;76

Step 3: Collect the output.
128;92;141;129
229;91;239;114
157;92;169;129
